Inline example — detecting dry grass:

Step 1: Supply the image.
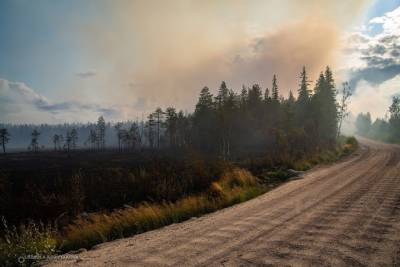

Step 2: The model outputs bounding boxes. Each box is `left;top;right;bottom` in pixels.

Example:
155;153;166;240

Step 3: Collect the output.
0;217;57;266
59;168;264;252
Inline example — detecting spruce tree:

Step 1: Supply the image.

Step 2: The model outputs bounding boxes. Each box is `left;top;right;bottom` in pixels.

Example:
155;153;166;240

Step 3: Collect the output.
195;87;213;113
264;88;270;102
240;86;248;109
311;67;338;146
272;75;279;101
194;86;216;153
215;81;229;108
298;66;311;105
97;116;106;150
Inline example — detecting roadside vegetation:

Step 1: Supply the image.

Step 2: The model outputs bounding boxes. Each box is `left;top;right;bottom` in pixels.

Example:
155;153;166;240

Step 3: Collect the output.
0;136;357;265
0;66;358;265
60;136;357;252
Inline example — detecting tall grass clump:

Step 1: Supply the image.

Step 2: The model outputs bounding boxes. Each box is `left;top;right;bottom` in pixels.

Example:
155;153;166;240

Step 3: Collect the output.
0;217;57;266
59;168;264;252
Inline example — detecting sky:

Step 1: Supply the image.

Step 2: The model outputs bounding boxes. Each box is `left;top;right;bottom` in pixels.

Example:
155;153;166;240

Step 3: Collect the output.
0;0;399;123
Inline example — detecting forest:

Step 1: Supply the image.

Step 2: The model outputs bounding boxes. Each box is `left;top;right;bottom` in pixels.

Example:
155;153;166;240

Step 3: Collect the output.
355;96;400;143
0;66;342;156
0;66;357;265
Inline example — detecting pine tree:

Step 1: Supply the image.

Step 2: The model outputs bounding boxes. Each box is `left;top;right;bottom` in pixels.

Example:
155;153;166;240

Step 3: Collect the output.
264;88;270;102
314;72;326;95
288;90;295;104
195;87;213;114
53;134;59;151
295;66;313;133
70;128;78;150
240;86;248;109
272;74;279;101
165;107;178;147
324;66;338;142
65;130;72;152
298;66;311;105
128;123;141;150
153;108;164;149
146;114;156;148
87;129;97;150
29;129;40;152
114;122;123;151
0;128;10;154
248;84;263;108
97;116;106;150
194;86;216;153
311;67;338;145
215;81;229;108
389;96;400;141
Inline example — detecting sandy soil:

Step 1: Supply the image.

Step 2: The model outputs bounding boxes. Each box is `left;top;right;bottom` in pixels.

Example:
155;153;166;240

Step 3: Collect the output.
47;138;400;266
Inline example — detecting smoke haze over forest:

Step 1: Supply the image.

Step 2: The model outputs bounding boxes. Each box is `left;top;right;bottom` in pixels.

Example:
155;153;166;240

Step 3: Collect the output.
0;0;399;124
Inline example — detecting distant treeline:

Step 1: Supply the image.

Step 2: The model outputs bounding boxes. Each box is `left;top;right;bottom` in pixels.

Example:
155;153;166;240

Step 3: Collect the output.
355;96;400;143
0;66;346;158
0;121;144;150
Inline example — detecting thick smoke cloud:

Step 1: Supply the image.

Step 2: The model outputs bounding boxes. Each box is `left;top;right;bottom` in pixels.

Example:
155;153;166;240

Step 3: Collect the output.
0;1;374;123
81;0;371;115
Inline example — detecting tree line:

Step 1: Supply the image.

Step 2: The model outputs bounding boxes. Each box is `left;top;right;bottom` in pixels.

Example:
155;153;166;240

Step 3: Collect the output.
0;66;348;157
355;96;400;143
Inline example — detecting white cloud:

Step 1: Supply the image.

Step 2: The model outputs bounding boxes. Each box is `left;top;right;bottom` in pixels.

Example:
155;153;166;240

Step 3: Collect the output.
0;79;120;123
342;6;400;119
343;6;400;69
369;6;400;36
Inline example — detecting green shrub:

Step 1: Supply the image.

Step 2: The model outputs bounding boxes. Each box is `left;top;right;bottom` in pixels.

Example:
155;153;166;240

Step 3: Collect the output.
345;136;358;147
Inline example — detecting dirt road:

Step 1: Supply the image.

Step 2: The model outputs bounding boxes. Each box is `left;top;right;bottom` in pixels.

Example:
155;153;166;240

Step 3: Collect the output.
49;138;400;266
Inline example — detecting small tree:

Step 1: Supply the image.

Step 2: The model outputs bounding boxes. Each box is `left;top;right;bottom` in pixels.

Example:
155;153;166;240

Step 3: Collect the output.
298;66;311;104
145;114;156;149
59;134;64;150
70;128;78;150
89;129;97;150
272;74;279;101
337;82;352;137
165;107;178;147
114;122;123;151
65;131;72;152
153;108;165;148
52;134;60;151
97;116;106;150
389;96;400;142
29;129;40;152
128;123;141;150
0;128;10;154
